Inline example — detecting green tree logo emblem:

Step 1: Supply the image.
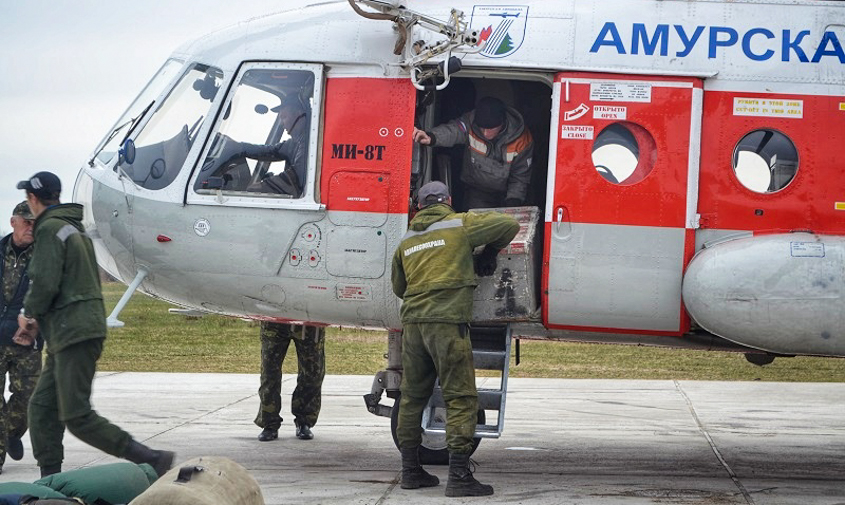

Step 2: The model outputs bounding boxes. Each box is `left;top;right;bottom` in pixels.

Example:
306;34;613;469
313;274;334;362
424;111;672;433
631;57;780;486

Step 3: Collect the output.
496;33;515;55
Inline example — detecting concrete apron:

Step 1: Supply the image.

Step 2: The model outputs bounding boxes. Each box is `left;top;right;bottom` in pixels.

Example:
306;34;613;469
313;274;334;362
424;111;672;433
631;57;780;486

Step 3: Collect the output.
1;374;842;505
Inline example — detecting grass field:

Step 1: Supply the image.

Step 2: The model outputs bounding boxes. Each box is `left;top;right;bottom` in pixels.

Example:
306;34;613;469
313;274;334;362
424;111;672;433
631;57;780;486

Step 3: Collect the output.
100;283;845;381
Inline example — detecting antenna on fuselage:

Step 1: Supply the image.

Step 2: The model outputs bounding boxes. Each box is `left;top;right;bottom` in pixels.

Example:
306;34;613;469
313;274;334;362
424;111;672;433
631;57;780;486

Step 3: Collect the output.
348;0;484;90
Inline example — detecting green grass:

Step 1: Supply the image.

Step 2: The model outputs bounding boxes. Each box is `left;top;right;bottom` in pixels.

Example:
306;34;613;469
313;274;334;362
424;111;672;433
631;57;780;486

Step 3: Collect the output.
100;283;845;381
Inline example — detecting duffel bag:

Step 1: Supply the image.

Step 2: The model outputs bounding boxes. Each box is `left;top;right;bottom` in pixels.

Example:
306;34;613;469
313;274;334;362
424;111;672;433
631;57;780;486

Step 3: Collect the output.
35;462;157;505
129;456;263;505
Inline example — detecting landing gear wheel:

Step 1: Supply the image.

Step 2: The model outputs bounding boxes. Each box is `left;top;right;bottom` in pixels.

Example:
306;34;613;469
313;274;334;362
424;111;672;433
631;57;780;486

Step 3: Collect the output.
390;394;484;465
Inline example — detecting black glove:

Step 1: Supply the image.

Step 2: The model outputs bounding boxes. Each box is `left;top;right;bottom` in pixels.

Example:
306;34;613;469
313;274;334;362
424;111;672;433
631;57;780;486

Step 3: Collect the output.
474;247;500;277
504;198;522;207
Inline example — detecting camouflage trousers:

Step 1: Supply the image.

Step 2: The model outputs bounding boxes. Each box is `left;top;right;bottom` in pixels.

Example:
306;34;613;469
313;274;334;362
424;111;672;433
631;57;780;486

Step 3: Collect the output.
396;322;478;454
254;323;325;430
0;344;41;465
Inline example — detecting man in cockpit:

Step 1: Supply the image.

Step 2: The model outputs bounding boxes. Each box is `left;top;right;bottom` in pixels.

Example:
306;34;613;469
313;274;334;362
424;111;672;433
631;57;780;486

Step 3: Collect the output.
241;94;310;197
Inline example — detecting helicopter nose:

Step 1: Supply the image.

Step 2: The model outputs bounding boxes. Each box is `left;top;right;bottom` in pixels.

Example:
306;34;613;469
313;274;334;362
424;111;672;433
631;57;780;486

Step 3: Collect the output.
73;166;96;229
72;166;126;282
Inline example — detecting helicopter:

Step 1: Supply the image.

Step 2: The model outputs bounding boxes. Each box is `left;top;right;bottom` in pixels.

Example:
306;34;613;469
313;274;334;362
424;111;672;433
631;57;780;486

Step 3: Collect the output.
74;0;845;460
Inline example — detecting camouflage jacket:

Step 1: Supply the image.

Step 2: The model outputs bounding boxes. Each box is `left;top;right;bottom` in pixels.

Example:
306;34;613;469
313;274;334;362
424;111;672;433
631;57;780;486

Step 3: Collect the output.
391;204;519;324
0;234;41;348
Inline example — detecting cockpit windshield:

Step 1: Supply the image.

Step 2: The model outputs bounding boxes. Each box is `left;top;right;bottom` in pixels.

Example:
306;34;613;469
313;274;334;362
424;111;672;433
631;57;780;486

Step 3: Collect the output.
116;63;223;190
91;59;184;166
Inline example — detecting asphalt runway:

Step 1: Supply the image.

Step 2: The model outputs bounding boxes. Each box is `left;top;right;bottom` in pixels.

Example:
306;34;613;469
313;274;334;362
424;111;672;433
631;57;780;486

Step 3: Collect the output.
0;374;842;504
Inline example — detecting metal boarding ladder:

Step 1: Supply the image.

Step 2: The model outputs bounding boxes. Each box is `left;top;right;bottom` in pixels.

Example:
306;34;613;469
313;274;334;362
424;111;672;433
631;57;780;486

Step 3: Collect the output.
421;324;512;439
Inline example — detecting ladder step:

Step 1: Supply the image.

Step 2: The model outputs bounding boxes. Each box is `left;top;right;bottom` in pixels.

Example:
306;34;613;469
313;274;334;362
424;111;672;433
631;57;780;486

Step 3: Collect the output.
479;393;503;411
427;388;503;411
469;326;508;350
472;350;507;370
425;424;503;438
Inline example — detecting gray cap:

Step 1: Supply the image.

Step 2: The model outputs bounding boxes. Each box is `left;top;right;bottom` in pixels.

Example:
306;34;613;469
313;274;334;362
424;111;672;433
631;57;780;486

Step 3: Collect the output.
418;181;450;207
12;201;33;220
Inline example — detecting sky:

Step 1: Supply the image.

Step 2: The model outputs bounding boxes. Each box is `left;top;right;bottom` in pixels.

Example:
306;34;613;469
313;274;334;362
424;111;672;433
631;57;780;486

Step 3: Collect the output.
0;0;313;235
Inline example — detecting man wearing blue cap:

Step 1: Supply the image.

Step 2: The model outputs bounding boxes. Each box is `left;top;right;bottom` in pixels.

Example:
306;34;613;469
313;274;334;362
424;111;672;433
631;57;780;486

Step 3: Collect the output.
391;181;519;497
16;171;174;477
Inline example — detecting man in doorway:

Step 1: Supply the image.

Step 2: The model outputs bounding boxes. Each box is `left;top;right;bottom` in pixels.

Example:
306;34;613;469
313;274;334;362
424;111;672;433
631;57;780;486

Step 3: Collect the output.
0;202;42;473
255;322;325;442
412;96;534;210
391;181;519;497
16;171;174;477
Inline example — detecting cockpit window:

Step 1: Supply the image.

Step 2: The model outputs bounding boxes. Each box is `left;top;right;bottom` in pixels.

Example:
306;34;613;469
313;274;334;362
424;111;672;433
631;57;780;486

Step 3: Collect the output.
193;66;317;199
93;59;184;166
733;129;799;193
117;63;223;190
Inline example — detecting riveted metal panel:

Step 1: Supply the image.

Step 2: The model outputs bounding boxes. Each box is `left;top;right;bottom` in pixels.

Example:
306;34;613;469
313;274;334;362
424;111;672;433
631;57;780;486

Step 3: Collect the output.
548;223;686;332
326;226;386;279
328;171;389;227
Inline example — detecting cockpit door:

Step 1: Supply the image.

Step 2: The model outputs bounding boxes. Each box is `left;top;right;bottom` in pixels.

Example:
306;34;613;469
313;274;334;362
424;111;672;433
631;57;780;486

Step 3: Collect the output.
544;73;702;335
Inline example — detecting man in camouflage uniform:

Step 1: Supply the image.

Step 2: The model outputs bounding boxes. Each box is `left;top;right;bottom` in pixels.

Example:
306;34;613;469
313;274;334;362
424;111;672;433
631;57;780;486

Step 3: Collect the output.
0;202;42;473
391;181;519;497
254;322;325;441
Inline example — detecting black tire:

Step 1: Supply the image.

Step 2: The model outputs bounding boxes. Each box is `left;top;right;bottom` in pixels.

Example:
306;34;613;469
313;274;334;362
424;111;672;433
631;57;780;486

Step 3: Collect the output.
390;394;484;465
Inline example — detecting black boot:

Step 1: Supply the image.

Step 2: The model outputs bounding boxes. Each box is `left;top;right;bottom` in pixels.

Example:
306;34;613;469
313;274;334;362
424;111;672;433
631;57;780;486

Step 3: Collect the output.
8;437;23;461
445;452;493;497
295;423;314;440
258;427;278;442
40;464;61;478
124;439;175;477
400;446;439;489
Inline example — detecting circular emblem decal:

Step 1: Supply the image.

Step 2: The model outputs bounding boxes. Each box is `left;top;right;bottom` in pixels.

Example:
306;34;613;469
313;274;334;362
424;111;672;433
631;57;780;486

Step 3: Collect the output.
194;218;211;237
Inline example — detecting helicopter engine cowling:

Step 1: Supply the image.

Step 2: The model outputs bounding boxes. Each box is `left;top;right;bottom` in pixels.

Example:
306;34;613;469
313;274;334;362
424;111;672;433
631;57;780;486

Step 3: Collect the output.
682;232;845;357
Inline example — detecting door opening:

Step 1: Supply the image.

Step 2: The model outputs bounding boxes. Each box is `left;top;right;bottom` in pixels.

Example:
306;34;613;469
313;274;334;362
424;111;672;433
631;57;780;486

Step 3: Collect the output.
410;75;553;321
411;75;552;215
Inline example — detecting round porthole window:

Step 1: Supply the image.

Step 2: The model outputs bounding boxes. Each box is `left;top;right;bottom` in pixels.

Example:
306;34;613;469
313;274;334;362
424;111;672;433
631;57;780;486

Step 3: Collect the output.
591;122;657;185
733;130;799;193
